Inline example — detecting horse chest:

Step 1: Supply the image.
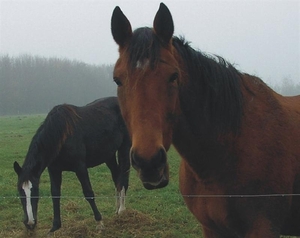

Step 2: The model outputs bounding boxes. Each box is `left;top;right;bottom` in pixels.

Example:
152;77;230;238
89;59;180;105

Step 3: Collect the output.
179;159;231;233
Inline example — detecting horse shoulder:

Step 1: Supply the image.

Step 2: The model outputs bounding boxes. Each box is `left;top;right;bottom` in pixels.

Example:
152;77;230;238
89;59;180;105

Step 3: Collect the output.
179;159;228;230
278;94;300;180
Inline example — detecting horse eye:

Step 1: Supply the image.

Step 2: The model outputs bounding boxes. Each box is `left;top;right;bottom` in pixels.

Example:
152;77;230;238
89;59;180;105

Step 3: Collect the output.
113;77;122;87
169;73;178;83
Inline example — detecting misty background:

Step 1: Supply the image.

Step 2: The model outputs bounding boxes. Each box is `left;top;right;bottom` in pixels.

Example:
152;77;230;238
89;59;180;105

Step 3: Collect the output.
0;0;299;115
0;55;115;115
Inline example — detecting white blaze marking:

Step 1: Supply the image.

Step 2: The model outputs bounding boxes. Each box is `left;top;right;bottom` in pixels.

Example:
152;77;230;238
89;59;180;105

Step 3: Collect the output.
22;181;35;225
136;60;149;69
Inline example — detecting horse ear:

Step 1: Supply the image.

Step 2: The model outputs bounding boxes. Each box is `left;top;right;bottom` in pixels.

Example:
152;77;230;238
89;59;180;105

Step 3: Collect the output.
153;3;174;45
111;6;132;48
14;161;22;175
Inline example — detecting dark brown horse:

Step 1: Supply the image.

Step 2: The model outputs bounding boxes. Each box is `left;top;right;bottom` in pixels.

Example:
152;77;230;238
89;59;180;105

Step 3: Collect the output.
111;3;300;237
14;97;131;234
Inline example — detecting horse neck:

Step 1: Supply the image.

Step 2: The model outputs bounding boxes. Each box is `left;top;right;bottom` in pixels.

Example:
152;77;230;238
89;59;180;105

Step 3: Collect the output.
173;111;237;181
173;46;243;181
24;161;44;181
23;104;78;176
22;140;47;179
175;41;243;137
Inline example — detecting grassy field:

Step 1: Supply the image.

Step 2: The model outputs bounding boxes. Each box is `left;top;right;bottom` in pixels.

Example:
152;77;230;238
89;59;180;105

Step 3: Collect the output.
0;114;201;238
0;115;298;238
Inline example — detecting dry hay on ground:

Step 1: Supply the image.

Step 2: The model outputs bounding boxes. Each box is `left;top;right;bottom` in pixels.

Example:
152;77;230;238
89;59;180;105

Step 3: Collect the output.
101;209;157;237
10;209;158;238
53;209;157;237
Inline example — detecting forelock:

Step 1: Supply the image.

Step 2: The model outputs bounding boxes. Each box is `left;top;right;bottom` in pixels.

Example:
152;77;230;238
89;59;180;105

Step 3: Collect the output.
127;27;161;70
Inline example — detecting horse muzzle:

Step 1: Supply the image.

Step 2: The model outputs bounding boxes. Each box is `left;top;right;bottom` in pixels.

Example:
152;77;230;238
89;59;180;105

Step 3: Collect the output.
131;147;169;190
142;165;169;190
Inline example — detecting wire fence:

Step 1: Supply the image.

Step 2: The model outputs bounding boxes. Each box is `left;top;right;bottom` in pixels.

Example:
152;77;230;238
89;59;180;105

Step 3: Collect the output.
2;193;300;200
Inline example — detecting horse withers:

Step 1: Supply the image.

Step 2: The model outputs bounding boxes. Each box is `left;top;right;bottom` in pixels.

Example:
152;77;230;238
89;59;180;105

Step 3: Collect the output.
111;3;300;237
14;97;131;233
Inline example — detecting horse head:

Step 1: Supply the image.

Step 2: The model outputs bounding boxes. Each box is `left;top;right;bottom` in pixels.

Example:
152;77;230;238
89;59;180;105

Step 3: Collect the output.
14;161;39;230
111;3;181;189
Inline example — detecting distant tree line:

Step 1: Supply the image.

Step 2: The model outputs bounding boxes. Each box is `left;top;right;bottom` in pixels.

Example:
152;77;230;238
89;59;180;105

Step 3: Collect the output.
0;55;116;115
0;55;299;116
272;77;300;96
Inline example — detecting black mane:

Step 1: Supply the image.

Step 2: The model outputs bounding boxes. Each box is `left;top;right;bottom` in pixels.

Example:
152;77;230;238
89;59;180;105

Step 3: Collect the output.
172;37;243;136
126;27;243;135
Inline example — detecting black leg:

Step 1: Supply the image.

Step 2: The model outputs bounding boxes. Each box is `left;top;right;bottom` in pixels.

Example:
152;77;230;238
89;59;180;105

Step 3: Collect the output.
107;135;131;214
106;155;122;213
117;136;130;193
47;167;62;233
106;154;120;188
116;139;131;214
75;168;102;221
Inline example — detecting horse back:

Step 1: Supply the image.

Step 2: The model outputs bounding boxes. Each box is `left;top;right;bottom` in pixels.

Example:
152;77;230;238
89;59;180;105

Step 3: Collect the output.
78;97;126;143
240;76;300;179
237;76;300;234
53;97;128;169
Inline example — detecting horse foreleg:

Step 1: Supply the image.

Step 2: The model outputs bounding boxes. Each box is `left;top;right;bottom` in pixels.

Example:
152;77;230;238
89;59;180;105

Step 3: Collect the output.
244;217;280;238
75;169;102;222
48;167;62;233
202;227;225;238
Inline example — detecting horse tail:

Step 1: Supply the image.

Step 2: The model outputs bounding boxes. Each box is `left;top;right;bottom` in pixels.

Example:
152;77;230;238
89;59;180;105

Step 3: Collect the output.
36;104;80;161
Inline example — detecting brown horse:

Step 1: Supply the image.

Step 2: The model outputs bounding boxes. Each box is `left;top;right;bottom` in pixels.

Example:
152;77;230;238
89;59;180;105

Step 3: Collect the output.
111;3;300;238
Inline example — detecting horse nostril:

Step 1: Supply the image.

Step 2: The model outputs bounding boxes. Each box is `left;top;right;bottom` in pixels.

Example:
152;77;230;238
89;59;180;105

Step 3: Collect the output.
130;147;167;170
130;149;140;169
153;147;167;168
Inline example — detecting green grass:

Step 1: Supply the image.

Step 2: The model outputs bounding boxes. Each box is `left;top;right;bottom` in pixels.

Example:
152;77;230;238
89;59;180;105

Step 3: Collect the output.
0;114;201;237
0;115;298;238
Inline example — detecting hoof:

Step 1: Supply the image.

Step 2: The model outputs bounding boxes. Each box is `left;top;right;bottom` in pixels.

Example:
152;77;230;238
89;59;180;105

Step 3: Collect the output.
47;231;54;237
26;229;35;237
94;212;102;221
96;221;105;231
48;222;61;234
116;206;126;215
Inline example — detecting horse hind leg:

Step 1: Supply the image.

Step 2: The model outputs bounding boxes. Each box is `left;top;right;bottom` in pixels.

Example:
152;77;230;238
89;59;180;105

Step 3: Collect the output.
75;169;103;226
115;139;131;214
106;155;126;214
115;186;126;214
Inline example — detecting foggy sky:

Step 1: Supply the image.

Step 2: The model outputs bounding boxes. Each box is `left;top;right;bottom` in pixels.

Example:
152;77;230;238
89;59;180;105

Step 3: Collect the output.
1;0;299;85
